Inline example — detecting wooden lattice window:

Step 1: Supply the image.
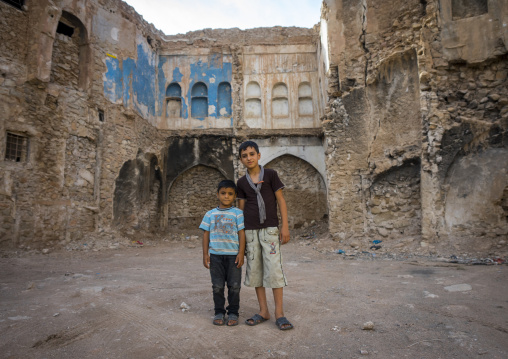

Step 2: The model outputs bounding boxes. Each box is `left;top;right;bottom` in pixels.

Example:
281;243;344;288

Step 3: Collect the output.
5;132;28;162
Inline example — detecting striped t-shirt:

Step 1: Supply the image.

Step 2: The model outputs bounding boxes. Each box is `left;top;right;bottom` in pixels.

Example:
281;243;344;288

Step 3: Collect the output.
199;207;245;255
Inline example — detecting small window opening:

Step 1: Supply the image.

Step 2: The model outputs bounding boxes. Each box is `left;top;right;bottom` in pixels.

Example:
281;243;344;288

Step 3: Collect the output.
5;132;28;162
452;0;488;20
56;21;75;37
1;0;24;10
98;109;105;122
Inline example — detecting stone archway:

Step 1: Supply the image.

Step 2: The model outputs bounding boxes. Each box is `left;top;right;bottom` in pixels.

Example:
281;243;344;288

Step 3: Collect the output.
265;154;327;229
167;165;226;231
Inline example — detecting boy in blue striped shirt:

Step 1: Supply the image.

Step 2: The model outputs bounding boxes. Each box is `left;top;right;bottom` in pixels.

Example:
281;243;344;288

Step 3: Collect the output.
200;180;246;326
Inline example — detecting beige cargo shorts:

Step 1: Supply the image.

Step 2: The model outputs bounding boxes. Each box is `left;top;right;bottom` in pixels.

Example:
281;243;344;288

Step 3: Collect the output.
244;227;287;288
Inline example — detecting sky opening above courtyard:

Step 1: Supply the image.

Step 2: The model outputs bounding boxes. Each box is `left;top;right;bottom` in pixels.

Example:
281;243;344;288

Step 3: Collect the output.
123;0;322;35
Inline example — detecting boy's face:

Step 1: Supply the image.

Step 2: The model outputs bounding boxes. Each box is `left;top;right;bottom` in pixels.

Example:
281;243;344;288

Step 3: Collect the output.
239;146;261;170
217;187;236;208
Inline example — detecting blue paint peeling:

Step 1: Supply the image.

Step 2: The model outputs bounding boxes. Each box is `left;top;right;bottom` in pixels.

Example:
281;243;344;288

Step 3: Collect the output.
157;56;168;117
218;82;232;117
166;83;182;97
104;48;232;125
191;82;208;119
188;58;232;121
104;43;160;118
122;58;135;107
172;67;183;83
131;44;157;117
104;57;122;102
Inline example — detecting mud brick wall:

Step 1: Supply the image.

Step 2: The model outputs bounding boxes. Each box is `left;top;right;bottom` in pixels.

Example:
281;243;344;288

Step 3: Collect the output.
168;165;226;231
265;154;327;229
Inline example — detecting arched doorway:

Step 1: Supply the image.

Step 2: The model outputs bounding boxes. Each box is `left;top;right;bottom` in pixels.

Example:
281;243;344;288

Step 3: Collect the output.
168;165;226;231
265;155;327;229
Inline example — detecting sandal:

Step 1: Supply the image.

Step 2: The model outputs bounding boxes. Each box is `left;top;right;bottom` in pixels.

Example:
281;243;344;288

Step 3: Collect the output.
245;314;269;326
275;316;294;330
213;313;225;326
227;314;239;326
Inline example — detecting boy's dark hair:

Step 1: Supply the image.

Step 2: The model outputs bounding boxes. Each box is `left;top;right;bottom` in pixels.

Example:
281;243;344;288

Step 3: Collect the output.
217;179;237;193
238;140;259;157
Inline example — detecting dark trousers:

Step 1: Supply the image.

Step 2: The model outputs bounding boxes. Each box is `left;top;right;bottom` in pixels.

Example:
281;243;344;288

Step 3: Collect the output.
209;254;242;316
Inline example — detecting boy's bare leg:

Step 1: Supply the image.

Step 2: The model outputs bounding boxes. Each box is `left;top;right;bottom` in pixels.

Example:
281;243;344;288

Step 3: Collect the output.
255;287;270;319
274;287;292;329
273;287;284;318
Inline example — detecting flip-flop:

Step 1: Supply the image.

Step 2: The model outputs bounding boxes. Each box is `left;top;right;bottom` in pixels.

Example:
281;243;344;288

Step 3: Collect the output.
227;314;239;326
213;313;225;326
275;316;294;330
245;314;269;326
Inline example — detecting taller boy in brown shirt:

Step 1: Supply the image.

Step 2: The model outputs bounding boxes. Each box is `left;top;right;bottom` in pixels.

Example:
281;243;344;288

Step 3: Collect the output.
237;141;293;330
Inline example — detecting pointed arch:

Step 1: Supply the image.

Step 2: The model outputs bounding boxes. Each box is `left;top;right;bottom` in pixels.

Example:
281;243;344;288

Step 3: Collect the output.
167;164;227;230
265;154;327;228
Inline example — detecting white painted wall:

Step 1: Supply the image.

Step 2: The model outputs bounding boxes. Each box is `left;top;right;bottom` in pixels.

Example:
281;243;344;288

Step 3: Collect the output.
256;137;327;186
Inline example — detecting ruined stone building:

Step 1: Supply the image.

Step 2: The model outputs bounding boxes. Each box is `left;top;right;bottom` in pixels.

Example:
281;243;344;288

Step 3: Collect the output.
1;0;507;254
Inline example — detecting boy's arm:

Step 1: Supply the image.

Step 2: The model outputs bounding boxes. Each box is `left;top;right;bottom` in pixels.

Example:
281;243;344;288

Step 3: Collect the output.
275;189;290;244
202;231;210;269
235;229;246;268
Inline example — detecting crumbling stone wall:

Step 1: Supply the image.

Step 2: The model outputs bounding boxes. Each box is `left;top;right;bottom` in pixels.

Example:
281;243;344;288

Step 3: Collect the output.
0;0;167;248
265;154;327;228
113;150;162;233
50;22;80;88
1;0;507;256
321;0;507;254
168;165;226;231
367;160;421;239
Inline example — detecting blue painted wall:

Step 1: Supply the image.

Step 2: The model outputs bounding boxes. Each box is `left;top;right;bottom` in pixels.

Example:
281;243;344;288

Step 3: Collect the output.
218;82;232;117
191;82;208;118
104;43;162;119
159;53;232;121
188;54;232;120
104;48;232;124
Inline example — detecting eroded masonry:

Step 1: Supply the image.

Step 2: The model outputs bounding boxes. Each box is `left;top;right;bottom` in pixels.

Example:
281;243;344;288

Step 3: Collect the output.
0;0;507;254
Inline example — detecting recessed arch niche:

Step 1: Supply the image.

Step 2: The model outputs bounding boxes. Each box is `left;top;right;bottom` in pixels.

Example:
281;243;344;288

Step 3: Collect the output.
265;154;327;228
168;165;226;230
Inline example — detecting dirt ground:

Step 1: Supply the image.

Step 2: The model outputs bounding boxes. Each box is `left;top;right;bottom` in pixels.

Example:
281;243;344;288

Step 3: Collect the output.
1;229;508;359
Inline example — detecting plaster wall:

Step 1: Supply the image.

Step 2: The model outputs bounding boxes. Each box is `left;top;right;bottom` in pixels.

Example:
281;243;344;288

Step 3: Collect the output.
156;53;233;130
439;0;508;64
242;45;323;129
444;148;508;240
256;137;326;183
